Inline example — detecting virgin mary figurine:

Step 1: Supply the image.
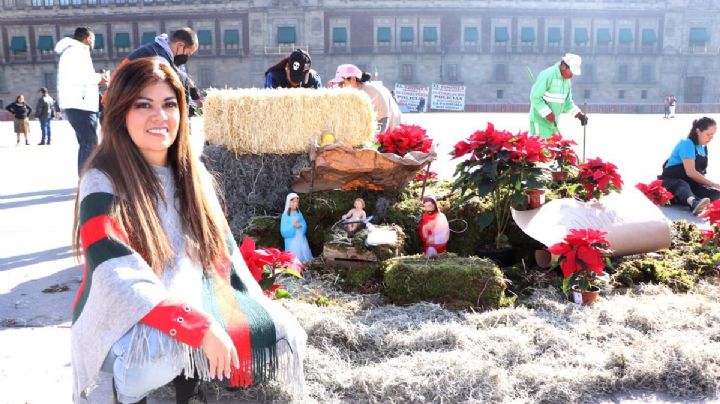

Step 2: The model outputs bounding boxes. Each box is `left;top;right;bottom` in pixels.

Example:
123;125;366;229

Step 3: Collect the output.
280;193;313;263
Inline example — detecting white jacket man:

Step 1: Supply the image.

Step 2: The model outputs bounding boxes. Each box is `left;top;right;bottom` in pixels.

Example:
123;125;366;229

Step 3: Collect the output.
55;35;102;112
55;27;106;174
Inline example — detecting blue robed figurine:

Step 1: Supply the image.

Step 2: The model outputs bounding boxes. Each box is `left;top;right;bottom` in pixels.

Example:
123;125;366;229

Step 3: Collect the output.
280;193;313;263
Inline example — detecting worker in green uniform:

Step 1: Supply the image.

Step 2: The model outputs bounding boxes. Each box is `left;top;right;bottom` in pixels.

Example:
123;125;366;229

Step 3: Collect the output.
529;53;588;138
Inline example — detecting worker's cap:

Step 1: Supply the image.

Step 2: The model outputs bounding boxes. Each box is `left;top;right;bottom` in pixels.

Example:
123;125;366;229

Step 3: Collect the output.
287;49;311;84
561;53;582;75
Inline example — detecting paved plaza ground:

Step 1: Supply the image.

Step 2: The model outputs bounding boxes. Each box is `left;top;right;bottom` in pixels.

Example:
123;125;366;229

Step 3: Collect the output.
0;112;714;403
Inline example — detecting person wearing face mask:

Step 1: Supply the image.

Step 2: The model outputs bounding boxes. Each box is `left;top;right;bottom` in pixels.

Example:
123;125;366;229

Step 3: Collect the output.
658;117;720;215
107;28;198;116
264;49;322;89
528;53;588;138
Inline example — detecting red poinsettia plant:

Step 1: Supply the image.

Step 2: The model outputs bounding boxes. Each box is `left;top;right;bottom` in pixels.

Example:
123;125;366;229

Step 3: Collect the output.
699;200;720;250
239;236;304;299
635;180;674;206
548;228;613;294
576;157;623;201
414;169;438;182
546;134;578;173
452;123;552;248
376;124;432;156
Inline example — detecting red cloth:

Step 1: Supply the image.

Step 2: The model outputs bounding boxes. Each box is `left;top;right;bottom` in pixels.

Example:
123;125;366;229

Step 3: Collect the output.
419;211;448;255
140;300;211;348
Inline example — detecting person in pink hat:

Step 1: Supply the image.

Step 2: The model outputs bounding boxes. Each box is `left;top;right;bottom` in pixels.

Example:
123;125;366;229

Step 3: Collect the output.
331;64;401;133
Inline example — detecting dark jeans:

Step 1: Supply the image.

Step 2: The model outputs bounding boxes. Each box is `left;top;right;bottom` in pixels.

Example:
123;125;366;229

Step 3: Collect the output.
39;116;52;143
661;177;720;206
65;109;98;174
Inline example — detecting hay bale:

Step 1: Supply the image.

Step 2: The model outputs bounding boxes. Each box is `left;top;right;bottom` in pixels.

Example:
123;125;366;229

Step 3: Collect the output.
202;144;309;239
383;254;508;308
203;88;376;155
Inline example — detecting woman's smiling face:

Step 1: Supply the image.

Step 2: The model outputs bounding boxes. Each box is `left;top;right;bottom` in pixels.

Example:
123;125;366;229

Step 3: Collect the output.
125;81;180;166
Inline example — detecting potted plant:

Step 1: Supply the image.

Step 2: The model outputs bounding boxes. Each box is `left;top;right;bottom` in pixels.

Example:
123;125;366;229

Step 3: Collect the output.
547;228;612;305
699;200;720;252
546;134;579;183
451;123;552;259
239;236;304;299
635;180;674;206
575;157;623;201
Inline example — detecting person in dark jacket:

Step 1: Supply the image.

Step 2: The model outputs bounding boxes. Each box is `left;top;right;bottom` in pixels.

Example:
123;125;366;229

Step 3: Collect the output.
107;28;198;116
658;117;719;215
35;87;56;145
6;95;32;145
264;49;322;89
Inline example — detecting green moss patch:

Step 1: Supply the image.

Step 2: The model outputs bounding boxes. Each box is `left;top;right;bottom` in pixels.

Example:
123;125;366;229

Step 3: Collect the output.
383;254;510;309
612;221;719;292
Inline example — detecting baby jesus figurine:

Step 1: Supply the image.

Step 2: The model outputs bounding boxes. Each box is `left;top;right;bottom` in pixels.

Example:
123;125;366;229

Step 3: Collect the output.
341;198;367;237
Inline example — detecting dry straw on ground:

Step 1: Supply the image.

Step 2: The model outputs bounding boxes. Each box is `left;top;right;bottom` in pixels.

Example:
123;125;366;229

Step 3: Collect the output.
203;88;376;155
155;273;720;403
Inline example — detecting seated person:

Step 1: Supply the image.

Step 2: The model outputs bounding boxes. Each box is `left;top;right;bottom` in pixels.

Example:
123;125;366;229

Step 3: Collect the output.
658;117;720;215
342;198;367;237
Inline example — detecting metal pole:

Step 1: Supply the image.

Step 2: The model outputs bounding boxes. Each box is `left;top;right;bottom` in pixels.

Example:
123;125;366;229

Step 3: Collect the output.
420;162;432;200
582;101;588;162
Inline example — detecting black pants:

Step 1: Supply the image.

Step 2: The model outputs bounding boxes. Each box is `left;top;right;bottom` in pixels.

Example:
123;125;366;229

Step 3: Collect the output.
661;177;720;205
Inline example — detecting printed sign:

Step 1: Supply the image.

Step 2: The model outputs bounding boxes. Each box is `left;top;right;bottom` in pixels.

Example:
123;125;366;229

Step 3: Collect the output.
394;84;430;113
430;83;466;111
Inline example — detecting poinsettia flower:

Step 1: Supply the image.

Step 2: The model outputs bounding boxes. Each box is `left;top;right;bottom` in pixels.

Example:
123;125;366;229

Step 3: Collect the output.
636;180;674;205
547;228;611;279
700;200;720;225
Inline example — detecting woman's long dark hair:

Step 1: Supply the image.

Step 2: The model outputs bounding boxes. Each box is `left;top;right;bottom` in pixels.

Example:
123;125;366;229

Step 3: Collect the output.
72;58;228;275
688;117;716;144
266;56;289;74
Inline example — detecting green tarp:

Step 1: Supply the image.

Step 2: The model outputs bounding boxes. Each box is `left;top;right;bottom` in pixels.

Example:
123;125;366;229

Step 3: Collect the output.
521;27;535;43
333;27;347;43
642;29;656;45
464;26;478;42
224;29;239;45
377;27;391;42
495;27;509;42
574;28;588;44
94;34;104;50
400;27;414;42
37;35;54;51
141;32;156;45
690;27;708;43
619;28;633;44
423;27;438;42
547;27;561;43
10;36;27;52
597;28;611;45
197;30;212;46
277;26;296;44
114;32;130;48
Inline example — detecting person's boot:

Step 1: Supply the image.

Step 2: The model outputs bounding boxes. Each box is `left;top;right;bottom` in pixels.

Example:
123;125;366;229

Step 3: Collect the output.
25;140;29;145
173;375;207;404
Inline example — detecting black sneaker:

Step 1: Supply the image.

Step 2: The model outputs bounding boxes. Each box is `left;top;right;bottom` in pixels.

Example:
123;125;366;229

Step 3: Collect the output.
691;197;711;216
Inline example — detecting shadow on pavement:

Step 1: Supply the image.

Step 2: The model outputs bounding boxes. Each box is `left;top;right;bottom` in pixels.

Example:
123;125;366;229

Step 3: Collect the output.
0;187;76;210
659;205;708;227
1;264;80;327
0;245;75;272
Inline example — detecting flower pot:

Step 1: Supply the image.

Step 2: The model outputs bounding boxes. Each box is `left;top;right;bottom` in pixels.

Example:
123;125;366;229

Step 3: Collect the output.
571;285;600;305
477;246;514;267
525;189;545;209
551;171;568;183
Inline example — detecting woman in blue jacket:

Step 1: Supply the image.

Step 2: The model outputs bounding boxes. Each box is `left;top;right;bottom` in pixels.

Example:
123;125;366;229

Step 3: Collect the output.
280;193;313;263
659;117;719;215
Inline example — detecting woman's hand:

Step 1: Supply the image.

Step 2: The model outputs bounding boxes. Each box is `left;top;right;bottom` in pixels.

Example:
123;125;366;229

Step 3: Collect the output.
201;321;239;380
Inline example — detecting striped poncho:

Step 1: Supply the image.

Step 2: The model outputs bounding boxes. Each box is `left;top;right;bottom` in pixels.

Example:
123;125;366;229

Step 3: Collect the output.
71;167;306;402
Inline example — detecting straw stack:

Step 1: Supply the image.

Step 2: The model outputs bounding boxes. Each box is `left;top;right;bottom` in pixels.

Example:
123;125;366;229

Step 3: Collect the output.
203;88;376;155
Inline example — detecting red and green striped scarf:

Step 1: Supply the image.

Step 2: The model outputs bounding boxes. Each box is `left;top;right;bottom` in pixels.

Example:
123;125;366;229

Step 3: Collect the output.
75;191;279;386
